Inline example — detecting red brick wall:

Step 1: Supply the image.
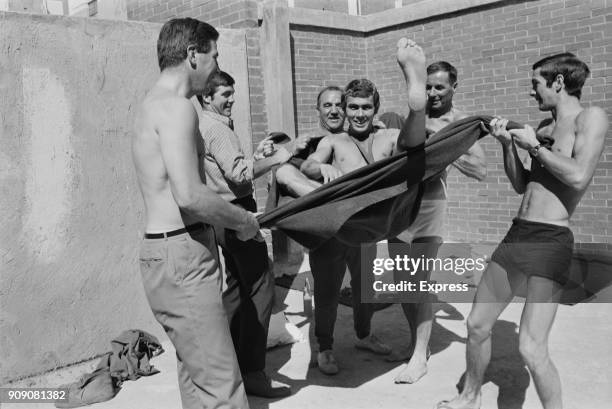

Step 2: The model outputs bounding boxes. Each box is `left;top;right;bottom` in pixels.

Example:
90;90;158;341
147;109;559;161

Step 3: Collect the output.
366;0;612;243
290;26;368;135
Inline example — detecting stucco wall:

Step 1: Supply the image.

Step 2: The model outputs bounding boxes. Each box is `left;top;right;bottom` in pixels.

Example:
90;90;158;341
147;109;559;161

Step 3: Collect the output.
0;11;250;382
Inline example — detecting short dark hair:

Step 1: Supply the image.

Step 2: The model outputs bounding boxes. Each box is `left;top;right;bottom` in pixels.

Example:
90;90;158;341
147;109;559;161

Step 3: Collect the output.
203;71;235;98
344;79;380;113
532;52;590;99
316;85;344;108
427;61;458;85
157;18;219;71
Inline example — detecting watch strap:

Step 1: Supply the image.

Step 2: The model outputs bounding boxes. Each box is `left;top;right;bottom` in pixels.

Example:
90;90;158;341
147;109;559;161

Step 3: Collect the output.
529;143;543;157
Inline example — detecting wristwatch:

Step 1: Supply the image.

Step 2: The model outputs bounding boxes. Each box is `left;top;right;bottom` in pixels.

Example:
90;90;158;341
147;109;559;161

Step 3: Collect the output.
528;143;543;158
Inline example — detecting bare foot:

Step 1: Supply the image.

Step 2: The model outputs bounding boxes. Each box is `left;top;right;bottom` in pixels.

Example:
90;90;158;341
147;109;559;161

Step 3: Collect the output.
396;37;427;111
393;355;427;384
434;394;481;409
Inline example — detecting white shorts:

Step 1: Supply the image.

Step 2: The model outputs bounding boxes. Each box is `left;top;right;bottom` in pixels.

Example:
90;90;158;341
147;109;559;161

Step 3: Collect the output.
395;198;447;243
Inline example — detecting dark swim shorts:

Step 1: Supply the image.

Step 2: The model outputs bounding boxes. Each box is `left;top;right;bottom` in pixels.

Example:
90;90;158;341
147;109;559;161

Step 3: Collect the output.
491;218;574;286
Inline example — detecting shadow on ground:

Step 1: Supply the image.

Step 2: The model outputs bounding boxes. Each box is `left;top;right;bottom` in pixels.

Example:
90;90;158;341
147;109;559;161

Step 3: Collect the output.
455;320;530;409
250;286;469;409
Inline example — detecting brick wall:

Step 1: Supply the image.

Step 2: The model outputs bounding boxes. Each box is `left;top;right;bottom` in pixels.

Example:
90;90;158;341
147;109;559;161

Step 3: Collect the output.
291;26;367;134
366;0;612;243
126;0;612;244
127;0;257;27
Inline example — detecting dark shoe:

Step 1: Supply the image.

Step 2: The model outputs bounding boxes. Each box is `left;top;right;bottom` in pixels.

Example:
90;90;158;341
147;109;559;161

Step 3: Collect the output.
354;334;391;355
244;371;291;398
317;350;339;375
373;302;394;311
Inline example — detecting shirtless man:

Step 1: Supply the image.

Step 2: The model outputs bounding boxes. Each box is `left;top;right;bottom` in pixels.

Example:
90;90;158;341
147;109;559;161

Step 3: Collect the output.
132;18;258;409
384;61;487;385
275;85;346;197
300;38;428;375
436;53;608;409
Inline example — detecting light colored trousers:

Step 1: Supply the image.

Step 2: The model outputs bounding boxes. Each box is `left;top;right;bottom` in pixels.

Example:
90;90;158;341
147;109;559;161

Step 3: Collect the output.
139;226;249;409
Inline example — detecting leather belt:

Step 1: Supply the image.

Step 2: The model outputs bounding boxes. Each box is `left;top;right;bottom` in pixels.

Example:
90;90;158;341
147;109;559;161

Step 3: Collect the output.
144;223;205;239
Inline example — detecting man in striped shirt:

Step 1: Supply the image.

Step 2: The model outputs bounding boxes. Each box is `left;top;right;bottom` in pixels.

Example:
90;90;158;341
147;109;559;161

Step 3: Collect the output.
198;70;292;398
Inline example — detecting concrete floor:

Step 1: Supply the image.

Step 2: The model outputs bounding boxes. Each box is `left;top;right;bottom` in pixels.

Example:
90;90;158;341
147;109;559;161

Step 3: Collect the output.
5;284;612;409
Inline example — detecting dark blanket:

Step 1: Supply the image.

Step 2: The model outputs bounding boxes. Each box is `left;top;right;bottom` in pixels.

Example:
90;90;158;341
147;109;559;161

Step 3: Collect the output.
259;115;521;249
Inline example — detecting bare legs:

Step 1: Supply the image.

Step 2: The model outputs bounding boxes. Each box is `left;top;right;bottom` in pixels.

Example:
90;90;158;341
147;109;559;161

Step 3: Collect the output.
388;237;441;384
437;264;563;409
518;277;562;409
393;300;433;383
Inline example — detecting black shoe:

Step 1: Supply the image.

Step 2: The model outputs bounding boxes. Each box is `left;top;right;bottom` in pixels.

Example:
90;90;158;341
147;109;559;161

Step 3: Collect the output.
244;371;291;398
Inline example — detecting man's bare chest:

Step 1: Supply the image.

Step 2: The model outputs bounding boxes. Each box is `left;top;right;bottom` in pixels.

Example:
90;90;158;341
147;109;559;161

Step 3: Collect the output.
539;120;575;157
332;135;391;169
426;113;458;136
531;120;575;178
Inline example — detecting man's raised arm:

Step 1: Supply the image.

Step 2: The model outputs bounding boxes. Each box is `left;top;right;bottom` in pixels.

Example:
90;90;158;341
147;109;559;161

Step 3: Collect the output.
207;127;291;183
490;117;530;194
452;142;488;181
159;98;258;239
253;146;292;178
300;136;342;183
510;107;608;191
